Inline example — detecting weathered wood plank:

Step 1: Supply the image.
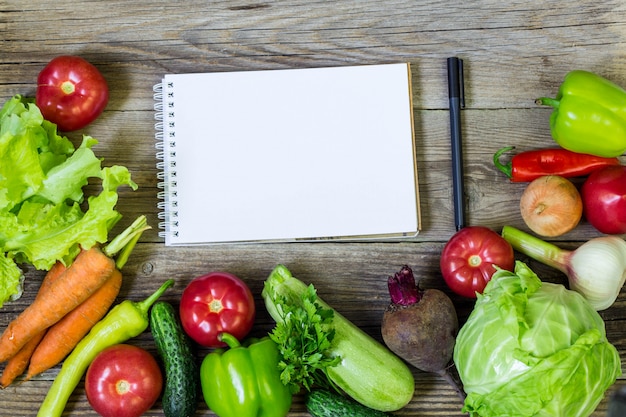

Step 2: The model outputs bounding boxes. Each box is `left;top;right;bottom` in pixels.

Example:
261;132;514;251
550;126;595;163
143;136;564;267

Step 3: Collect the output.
1;0;625;415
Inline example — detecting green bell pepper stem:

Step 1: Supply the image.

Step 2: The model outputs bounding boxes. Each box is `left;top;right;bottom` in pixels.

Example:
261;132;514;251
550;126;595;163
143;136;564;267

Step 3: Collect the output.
218;331;242;348
501;226;569;274
37;279;174;417
535;97;560;108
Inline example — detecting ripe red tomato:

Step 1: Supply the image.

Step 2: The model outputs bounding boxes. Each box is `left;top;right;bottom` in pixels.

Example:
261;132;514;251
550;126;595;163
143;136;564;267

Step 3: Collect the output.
36;55;109;131
179;271;256;347
85;344;162;417
440;226;515;298
581;165;626;234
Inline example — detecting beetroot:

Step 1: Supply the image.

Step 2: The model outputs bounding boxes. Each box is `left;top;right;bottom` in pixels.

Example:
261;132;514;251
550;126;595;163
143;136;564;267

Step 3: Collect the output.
381;265;464;399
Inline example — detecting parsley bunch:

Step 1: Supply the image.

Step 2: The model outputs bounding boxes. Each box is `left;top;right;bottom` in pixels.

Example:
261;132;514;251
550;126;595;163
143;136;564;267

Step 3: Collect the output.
269;284;341;394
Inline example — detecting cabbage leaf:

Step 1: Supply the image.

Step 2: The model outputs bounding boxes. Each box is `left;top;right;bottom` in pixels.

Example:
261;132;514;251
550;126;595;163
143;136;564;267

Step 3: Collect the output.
0;95;137;307
454;261;621;417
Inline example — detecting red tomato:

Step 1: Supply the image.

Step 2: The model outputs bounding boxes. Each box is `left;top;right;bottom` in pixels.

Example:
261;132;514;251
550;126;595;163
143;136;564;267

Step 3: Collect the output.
85;344;162;417
440;226;515;298
581;165;626;234
179;271;255;347
36;55;109;131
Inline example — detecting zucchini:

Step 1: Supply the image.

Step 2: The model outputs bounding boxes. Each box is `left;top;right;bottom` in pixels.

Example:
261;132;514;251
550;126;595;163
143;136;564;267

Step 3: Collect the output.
150;301;199;417
306;389;391;417
262;265;415;412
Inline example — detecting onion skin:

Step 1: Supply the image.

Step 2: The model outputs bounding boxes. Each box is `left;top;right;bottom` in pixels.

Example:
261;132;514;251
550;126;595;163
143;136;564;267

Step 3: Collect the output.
519;175;582;237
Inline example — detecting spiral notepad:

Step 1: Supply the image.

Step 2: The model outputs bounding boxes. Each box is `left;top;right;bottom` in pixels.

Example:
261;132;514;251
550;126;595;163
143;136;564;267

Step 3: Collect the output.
154;63;420;245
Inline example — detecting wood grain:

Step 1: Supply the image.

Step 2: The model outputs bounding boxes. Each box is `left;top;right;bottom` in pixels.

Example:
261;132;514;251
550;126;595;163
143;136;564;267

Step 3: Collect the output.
1;0;625;415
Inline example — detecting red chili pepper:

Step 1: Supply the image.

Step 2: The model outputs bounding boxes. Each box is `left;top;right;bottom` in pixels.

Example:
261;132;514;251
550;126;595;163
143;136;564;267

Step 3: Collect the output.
493;146;621;182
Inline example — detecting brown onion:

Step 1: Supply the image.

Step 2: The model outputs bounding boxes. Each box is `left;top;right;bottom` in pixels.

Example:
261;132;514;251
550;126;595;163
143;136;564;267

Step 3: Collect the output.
519;175;582;237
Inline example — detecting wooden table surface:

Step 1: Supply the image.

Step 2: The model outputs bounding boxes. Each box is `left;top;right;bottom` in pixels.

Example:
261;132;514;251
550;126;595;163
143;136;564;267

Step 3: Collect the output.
2;1;626;415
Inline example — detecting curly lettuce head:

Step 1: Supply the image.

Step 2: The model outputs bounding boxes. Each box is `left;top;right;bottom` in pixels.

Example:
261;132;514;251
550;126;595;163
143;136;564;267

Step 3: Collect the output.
454;261;621;417
0;95;137;307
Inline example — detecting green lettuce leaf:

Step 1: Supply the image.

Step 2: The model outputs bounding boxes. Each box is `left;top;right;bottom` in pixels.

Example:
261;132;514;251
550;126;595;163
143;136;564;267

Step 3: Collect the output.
0;95;137;305
36;136;103;204
0;253;23;307
454;261;621;417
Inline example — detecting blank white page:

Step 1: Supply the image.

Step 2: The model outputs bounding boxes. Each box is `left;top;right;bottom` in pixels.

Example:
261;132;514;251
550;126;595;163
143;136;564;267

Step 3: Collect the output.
158;63;419;244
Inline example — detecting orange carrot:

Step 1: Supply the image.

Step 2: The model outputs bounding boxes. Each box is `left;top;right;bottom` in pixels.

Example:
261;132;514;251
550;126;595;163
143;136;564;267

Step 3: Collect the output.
0;247;115;362
0;261;67;388
25;268;123;379
0;331;45;388
37;261;69;295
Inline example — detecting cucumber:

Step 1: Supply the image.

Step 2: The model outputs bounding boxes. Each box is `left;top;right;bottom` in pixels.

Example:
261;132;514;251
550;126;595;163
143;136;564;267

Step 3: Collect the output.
150;301;199;417
262;265;415;412
306;389;391;417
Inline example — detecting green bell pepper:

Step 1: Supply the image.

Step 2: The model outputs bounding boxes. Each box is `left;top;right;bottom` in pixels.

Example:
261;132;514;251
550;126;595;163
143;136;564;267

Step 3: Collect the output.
200;332;292;417
536;70;626;157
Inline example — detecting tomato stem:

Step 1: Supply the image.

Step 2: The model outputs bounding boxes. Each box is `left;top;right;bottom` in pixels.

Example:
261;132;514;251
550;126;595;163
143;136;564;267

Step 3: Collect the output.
468;255;482;267
116;379;131;395
209;299;223;313
60;80;75;95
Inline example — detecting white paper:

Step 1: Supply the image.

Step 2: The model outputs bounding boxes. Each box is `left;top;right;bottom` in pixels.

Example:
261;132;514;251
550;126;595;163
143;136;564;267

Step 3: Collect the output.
158;63;419;244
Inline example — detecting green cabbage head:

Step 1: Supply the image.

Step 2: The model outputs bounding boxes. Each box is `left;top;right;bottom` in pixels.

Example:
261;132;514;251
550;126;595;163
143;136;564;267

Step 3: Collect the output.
454;261;621;417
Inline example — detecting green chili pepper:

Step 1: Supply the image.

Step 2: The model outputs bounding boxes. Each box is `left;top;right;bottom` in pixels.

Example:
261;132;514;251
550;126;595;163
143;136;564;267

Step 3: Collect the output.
536;70;626;158
37;279;174;417
200;332;292;417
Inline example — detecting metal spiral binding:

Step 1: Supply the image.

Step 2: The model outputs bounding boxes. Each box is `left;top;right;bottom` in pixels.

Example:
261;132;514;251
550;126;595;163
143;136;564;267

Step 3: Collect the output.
154;82;179;239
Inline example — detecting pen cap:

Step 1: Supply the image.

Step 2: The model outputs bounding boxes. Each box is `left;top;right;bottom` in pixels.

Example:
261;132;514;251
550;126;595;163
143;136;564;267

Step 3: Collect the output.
447;57;465;106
